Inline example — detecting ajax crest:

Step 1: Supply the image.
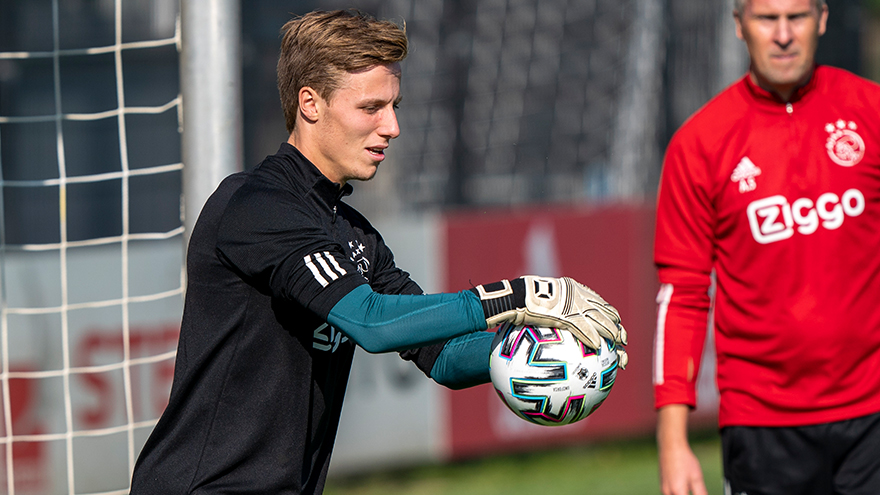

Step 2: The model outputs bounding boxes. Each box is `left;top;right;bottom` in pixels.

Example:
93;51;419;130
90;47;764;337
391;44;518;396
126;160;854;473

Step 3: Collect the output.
825;120;865;167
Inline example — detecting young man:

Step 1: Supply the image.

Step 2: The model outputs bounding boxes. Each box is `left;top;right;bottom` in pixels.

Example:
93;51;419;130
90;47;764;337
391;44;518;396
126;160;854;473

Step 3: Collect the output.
653;0;880;494
130;10;627;494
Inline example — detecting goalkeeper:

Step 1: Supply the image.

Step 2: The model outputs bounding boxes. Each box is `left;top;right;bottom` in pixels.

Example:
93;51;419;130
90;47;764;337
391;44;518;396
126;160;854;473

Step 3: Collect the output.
130;9;626;495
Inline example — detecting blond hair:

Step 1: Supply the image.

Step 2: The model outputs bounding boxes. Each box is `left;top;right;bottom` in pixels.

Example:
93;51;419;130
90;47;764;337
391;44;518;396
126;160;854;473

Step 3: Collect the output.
733;0;826;14
277;10;408;133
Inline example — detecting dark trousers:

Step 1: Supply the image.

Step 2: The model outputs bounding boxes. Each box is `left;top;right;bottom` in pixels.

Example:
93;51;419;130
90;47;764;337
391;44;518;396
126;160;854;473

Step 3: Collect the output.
721;411;880;495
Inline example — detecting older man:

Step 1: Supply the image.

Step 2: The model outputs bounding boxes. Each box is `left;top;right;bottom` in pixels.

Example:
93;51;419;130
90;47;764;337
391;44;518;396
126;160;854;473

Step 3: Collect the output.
653;0;880;494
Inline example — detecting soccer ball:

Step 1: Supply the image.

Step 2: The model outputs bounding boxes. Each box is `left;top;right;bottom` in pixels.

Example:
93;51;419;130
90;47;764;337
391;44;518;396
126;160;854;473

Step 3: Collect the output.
489;322;619;427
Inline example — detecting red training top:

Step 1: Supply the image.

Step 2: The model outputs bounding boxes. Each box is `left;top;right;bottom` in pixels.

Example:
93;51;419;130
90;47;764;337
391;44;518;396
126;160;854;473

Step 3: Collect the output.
653;66;880;427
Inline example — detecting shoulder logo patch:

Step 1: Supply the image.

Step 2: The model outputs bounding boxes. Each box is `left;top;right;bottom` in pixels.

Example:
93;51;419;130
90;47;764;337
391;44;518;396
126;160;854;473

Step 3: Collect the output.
825;120;865;167
731;157;761;193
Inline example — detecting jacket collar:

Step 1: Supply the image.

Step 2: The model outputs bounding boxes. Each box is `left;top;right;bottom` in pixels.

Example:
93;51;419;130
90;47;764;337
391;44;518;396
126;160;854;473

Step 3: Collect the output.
741;64;822;111
276;142;353;206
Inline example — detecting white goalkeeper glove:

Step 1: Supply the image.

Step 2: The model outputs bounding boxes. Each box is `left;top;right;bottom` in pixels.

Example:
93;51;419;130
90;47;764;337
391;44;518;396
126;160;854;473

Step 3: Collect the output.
470;276;628;369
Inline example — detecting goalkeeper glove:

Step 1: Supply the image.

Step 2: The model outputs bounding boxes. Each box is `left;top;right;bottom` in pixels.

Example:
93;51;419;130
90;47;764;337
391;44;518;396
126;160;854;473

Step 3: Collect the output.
470;276;628;369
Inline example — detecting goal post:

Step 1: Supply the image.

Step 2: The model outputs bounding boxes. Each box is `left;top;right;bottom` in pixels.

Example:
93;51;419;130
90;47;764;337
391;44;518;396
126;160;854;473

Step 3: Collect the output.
180;0;244;237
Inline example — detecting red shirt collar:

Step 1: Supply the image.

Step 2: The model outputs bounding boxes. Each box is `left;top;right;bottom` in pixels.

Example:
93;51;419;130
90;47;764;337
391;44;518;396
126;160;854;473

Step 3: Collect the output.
742;64;822;109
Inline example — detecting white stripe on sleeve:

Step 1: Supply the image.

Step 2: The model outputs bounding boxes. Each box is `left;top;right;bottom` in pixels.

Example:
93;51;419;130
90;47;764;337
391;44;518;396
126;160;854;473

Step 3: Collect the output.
304;254;329;287
653;283;674;386
315;253;341;282
322;251;347;277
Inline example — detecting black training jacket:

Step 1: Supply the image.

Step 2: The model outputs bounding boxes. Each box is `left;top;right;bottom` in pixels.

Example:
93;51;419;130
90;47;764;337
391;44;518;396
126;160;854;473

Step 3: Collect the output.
130;143;442;494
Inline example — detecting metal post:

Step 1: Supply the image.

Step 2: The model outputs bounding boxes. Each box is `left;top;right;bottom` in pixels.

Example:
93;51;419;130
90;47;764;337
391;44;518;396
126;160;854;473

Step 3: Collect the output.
180;0;243;239
715;0;749;95
607;0;665;200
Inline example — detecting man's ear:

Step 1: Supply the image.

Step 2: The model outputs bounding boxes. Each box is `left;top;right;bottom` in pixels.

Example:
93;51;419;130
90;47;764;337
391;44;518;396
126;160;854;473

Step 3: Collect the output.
298;86;320;123
733;10;744;41
817;4;828;37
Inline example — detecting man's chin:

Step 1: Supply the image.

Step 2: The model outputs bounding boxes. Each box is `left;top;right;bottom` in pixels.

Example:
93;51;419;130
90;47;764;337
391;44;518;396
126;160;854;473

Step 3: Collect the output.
755;65;812;92
775;60;814;79
353;168;379;182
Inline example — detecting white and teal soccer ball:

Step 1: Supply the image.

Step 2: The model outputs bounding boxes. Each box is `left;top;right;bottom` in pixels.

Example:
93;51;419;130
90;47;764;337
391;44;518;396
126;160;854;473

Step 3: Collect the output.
489;322;618;427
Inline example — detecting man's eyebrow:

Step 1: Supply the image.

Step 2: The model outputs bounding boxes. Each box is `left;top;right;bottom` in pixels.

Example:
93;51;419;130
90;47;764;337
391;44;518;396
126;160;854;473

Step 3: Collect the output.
750;10;812;19
359;96;403;107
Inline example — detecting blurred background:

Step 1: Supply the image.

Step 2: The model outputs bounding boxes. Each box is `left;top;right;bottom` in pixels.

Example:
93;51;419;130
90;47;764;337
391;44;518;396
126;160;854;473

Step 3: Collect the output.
0;0;878;493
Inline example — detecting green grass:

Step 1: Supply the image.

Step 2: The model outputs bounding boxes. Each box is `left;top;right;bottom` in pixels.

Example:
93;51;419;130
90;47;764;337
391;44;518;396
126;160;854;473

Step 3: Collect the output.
325;432;724;495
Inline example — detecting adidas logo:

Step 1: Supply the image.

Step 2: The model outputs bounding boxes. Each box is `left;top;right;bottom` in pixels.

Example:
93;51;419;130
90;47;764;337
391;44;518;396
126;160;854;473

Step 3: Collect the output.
731;157;761;193
304;252;347;287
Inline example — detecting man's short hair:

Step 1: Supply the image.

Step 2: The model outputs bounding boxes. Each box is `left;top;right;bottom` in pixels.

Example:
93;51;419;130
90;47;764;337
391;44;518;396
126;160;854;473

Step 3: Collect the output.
733;0;826;14
277;10;408;133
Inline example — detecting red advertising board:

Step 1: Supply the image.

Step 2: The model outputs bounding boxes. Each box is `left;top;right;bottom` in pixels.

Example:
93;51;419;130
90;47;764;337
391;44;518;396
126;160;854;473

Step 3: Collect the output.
441;203;713;459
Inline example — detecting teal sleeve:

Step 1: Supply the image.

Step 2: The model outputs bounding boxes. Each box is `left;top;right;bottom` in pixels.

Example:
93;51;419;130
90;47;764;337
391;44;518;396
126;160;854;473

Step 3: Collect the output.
327;285;488;353
429;331;494;389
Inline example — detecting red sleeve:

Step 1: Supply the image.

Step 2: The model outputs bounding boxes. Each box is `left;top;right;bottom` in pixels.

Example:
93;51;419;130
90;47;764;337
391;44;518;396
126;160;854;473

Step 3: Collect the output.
652;127;715;409
653;271;711;409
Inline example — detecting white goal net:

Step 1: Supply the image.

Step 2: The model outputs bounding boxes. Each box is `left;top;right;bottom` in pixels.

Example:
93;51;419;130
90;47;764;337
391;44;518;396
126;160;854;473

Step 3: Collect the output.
0;0;184;493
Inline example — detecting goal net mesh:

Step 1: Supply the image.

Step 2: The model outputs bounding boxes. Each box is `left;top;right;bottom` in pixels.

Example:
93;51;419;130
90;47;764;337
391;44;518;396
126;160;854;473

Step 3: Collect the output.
0;0;183;493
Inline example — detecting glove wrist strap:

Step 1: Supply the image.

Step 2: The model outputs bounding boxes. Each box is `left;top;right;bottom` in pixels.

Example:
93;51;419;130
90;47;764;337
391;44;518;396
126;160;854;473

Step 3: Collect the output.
469;278;526;321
